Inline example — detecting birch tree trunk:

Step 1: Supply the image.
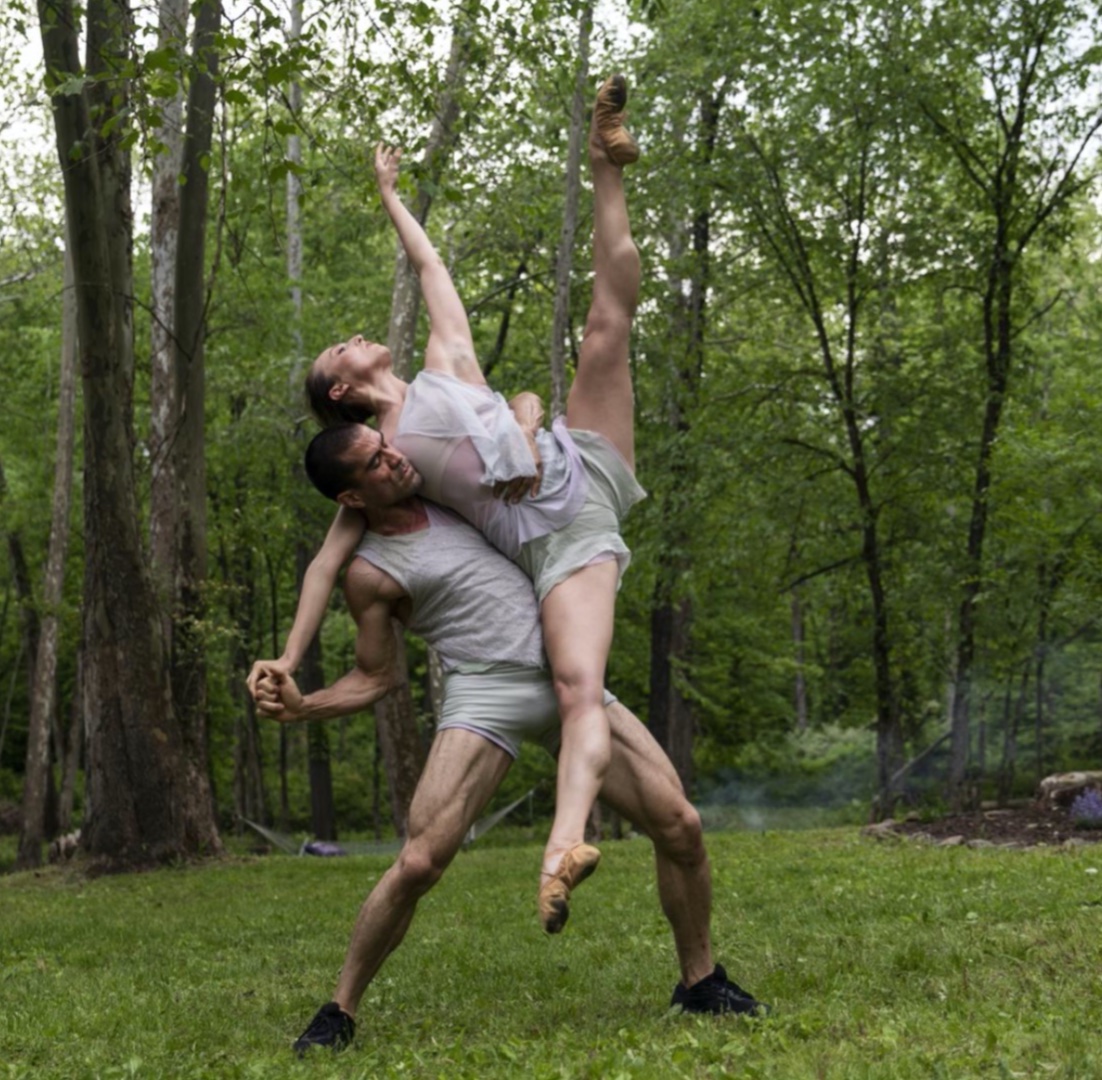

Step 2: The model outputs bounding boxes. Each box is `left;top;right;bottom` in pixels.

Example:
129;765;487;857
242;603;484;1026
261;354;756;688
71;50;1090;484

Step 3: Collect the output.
148;0;188;582
16;246;79;870
549;3;592;418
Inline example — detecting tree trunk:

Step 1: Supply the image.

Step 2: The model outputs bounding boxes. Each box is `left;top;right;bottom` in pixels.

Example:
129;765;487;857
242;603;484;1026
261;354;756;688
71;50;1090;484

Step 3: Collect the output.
480;255;530;380
648;596;695;787
947;261;1010;808
307;724;336;840
791;587;808;732
219;508;267;829
286;0;303;358
932;7;1093;808
0;638;24;770
17;245;79;870
148;0;189;581
293;542;335;838
166;0;223;849
374;623;425;836
998;664;1029;806
549;2;592;418
742;107;905;804
58;652;83;832
7;529;38;710
277;0;333;839
39;0;217;867
648;91;723;791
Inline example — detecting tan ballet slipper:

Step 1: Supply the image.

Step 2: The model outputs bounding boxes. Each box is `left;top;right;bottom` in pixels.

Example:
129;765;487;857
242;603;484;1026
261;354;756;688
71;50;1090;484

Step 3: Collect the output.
538;843;602;934
593;75;639;167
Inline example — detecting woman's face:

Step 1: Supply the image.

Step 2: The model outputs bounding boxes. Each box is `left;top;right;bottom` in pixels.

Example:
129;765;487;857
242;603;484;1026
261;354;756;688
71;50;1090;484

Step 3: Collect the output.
314;334;392;400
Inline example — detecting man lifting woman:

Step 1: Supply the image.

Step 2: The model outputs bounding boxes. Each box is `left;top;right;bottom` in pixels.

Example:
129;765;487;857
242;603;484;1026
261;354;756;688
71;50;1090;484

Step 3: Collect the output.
252;75;646;934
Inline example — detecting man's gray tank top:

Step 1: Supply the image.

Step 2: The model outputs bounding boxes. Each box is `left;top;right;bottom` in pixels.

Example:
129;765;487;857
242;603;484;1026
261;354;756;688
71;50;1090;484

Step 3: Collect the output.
354;502;545;672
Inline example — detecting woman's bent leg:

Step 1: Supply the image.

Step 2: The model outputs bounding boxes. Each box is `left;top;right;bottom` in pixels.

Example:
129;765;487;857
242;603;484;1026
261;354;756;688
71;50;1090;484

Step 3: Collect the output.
538;559;618;930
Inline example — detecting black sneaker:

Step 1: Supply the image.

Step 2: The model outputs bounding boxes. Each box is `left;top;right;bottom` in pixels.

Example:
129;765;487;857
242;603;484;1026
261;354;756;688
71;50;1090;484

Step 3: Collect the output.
292;1002;356;1055
670;964;769;1016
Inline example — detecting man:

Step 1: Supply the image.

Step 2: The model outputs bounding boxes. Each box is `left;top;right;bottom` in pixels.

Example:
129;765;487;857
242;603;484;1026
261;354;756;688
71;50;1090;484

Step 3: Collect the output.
254;423;767;1054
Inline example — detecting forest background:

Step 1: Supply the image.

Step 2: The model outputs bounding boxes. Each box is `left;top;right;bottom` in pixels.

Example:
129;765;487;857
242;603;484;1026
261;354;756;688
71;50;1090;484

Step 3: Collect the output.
2;0;1102;871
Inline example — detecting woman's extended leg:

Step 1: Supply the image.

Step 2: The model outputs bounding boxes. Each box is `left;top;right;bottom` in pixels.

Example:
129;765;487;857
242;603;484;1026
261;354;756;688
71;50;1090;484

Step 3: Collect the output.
536;78;641;933
563;76;641;468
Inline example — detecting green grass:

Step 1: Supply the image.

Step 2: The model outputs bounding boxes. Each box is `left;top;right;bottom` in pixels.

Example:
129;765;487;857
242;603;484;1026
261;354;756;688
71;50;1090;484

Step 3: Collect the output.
2;829;1101;1078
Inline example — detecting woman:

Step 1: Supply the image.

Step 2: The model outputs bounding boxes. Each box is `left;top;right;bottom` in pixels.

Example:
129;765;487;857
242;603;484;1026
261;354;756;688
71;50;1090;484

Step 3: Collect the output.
253;76;642;933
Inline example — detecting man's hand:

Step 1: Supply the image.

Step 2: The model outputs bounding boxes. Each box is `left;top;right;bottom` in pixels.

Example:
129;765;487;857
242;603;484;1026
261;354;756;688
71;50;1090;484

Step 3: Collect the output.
247;657;294;700
374;143;402;198
254;670;306;723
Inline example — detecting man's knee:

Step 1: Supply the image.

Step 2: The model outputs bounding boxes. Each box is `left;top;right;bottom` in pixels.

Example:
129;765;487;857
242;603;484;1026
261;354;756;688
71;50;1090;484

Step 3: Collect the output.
393;840;450;899
651;798;706;866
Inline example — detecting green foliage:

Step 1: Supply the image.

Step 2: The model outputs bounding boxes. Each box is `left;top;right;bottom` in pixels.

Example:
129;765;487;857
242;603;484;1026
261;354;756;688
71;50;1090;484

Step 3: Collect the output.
3;832;1102;1077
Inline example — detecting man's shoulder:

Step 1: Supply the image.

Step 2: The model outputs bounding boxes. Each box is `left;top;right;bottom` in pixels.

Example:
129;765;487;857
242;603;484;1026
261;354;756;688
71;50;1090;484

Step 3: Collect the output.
345;553;406;605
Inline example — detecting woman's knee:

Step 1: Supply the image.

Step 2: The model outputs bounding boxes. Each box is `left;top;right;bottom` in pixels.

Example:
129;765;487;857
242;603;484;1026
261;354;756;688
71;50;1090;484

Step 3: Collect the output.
582;303;634;345
552;667;606;719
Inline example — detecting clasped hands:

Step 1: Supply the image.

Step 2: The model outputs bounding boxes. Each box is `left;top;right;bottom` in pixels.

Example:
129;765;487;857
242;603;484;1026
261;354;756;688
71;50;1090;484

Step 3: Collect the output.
246;661;304;723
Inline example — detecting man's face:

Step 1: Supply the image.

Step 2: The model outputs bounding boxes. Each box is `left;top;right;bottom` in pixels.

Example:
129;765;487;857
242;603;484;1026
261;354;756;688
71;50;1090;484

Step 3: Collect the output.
337;427;422;510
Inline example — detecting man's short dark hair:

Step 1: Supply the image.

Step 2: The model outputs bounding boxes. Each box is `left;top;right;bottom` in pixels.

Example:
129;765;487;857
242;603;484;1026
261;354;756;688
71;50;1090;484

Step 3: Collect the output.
304;424;368;500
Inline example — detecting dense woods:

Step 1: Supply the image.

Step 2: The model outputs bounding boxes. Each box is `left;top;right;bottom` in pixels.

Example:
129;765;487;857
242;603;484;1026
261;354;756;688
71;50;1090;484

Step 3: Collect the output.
2;0;1101;868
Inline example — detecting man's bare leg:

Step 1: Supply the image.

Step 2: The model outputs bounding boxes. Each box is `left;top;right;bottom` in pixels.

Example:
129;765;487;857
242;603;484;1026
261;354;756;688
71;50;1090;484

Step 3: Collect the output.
330;729;512;1017
598;702;767;1013
597;703;714;987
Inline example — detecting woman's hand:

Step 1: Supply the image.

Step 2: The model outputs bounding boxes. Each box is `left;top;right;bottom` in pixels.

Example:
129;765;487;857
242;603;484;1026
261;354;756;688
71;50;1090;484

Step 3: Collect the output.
247;656;295;701
374;143;402;197
492;431;543;503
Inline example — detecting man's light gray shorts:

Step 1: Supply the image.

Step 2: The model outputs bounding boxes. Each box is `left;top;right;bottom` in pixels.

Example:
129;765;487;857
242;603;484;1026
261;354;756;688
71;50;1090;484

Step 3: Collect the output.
437;662;618;759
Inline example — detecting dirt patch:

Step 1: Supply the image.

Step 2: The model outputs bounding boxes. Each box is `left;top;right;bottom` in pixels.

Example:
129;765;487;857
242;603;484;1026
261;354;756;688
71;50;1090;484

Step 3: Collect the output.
871;802;1102;848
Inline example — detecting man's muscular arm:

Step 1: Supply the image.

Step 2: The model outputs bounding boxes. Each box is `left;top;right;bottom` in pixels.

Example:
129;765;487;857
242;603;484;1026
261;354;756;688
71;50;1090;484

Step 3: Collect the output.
255;558;404;723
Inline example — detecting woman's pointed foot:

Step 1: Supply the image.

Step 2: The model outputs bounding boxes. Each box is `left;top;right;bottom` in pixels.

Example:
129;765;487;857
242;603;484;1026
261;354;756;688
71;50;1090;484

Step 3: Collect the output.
538;843;601;934
592;75;639;167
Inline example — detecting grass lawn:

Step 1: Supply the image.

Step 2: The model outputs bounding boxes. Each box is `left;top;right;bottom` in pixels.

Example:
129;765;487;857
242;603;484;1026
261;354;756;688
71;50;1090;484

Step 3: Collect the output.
2;828;1100;1078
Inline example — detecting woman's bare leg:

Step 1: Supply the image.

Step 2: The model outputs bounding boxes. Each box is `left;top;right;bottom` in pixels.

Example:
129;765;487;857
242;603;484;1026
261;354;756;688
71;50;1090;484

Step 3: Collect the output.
563;80;641;470
535;80;641;932
538;560;618;931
